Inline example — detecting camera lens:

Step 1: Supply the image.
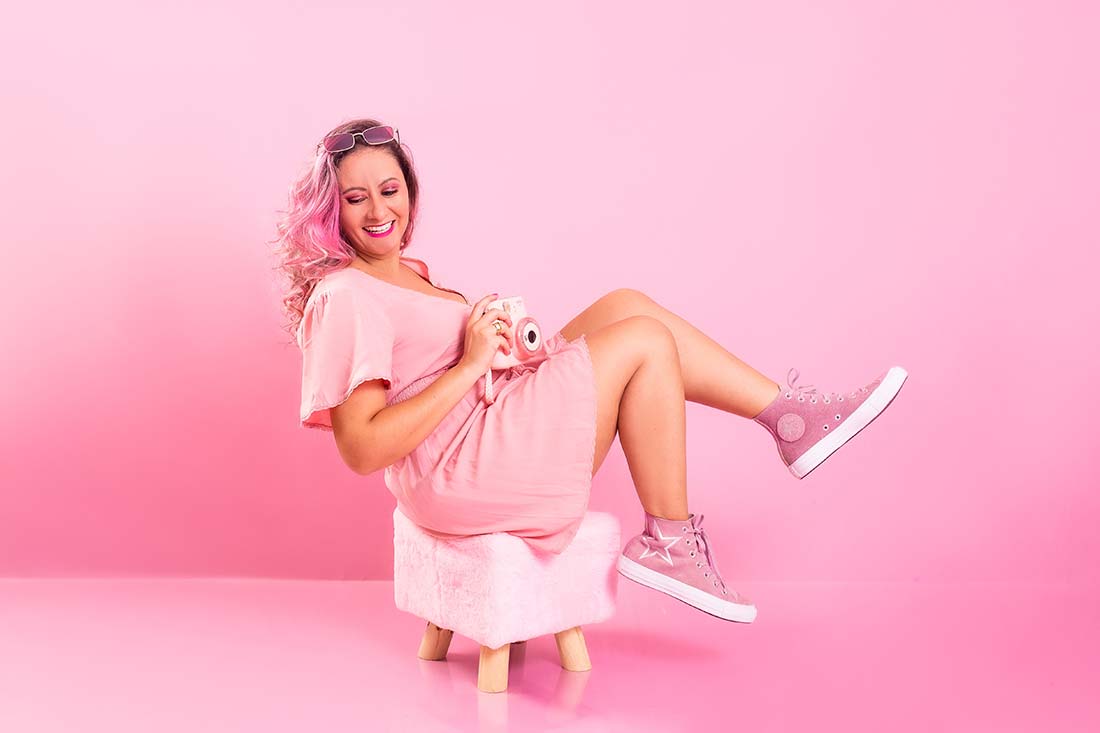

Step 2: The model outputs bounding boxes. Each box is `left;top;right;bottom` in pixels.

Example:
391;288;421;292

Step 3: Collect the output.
518;319;541;353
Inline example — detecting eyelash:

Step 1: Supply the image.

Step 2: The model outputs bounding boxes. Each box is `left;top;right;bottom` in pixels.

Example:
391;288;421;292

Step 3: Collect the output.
348;191;397;204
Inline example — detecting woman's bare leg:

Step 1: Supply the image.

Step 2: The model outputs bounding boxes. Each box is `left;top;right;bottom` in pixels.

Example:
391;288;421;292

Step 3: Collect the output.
585;315;688;520
560;289;781;418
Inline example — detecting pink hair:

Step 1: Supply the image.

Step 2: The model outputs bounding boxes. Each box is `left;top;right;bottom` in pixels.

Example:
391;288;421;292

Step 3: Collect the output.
269;117;421;342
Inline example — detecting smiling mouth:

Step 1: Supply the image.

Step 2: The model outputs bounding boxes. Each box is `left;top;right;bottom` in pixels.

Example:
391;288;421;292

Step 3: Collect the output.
364;220;395;234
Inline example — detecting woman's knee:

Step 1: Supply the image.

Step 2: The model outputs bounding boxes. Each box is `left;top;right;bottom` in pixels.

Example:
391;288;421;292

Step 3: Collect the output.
599;287;654;317
586;315;675;380
617;315;677;360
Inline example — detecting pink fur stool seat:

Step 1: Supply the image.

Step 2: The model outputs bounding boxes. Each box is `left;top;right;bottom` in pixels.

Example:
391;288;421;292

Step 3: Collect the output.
392;508;620;693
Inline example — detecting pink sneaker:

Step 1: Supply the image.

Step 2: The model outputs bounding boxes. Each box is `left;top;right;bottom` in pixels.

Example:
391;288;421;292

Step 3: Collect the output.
618;512;757;623
754;366;908;479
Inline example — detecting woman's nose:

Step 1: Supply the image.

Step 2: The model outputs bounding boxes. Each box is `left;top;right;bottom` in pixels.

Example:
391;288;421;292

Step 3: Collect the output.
367;198;387;220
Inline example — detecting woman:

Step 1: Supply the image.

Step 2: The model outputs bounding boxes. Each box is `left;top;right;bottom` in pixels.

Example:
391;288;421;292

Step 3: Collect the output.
272;118;908;624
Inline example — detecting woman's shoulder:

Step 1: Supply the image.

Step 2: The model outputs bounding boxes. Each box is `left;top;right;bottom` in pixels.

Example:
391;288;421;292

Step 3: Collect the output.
306;266;385;310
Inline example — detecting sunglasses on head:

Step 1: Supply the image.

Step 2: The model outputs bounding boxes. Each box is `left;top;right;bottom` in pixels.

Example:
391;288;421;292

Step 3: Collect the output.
319;125;400;154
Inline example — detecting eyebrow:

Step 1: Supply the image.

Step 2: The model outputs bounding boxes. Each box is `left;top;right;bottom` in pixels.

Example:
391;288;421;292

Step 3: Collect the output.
341;177;398;194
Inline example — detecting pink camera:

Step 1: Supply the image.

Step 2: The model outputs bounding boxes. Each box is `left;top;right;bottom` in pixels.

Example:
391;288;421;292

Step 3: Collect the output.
482;296;546;404
487;296;546;369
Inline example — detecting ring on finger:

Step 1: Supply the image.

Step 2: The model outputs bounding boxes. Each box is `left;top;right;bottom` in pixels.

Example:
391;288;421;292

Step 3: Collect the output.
492;320;504;335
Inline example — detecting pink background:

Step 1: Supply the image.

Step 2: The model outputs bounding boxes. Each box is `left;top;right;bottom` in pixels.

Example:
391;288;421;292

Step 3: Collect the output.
1;0;1096;583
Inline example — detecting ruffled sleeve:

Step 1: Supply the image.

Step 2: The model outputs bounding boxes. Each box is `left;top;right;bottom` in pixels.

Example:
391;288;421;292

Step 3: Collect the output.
297;284;394;431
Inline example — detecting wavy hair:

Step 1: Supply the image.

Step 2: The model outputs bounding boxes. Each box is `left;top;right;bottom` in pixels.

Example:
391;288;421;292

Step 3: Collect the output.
269;117;421;343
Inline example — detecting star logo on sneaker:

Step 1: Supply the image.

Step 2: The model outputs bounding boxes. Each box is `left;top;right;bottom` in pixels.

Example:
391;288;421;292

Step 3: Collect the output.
638;527;682;566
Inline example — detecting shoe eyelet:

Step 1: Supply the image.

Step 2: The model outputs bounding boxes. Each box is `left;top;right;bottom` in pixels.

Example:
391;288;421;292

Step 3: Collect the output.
682;527;688;533
690;551;696;557
835;414;841;420
838;396;843;402
824;398;830;404
722;590;727;595
798;397;804;402
713;581;718;587
823;425;828;430
785;392;791;399
810;399;816;404
696;562;702;568
704;572;709;578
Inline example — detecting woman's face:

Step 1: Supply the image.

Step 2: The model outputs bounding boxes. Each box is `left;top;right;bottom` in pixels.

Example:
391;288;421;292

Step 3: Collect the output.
335;146;410;261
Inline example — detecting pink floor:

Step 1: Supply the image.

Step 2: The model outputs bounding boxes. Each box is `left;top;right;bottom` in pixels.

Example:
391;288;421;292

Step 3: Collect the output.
2;578;1096;732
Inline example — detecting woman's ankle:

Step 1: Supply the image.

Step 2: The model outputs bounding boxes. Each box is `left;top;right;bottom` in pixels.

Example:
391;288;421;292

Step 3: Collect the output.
749;383;782;419
643;508;691;522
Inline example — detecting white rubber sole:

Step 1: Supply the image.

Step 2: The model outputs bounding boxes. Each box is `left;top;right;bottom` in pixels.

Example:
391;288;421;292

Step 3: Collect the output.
617;556;758;623
789;366;909;479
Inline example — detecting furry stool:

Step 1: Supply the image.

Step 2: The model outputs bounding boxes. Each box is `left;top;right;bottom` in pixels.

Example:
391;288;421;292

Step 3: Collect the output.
392;508;620;693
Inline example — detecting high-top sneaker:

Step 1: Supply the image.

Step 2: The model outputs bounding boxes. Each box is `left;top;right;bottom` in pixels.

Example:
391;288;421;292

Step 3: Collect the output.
618;512;757;623
753;366;908;479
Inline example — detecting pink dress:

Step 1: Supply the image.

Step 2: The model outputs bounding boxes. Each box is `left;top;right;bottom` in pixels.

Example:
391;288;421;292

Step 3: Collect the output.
298;256;598;554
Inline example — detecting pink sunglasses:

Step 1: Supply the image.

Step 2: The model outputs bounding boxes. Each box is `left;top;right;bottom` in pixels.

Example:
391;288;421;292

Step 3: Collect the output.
319;125;400;154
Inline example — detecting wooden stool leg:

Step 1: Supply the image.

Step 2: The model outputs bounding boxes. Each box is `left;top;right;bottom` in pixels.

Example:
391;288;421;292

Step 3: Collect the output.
478;643;511;693
509;640;528;670
554;626;592;672
417;622;454;661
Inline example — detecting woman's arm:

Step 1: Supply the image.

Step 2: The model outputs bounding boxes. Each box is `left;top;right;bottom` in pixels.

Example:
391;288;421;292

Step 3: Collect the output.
331;362;483;475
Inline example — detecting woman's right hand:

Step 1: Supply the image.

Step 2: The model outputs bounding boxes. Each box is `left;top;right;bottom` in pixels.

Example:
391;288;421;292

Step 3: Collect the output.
458;294;514;376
